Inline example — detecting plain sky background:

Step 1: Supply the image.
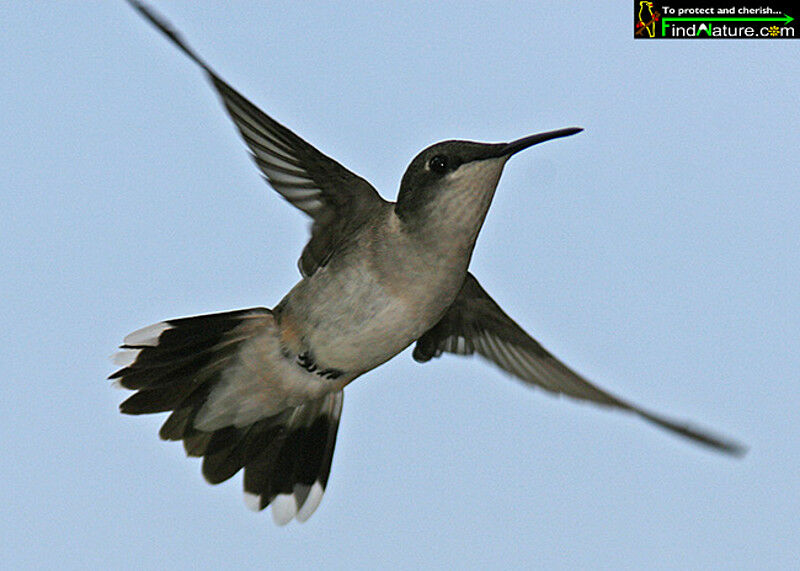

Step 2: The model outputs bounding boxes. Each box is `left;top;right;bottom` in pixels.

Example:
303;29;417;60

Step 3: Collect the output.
2;2;799;569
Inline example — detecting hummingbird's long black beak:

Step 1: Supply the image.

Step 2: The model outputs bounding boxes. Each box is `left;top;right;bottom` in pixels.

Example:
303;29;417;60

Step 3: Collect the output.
501;127;583;157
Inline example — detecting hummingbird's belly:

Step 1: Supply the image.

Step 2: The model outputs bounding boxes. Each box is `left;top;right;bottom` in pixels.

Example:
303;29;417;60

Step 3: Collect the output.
310;279;431;373
282;262;457;376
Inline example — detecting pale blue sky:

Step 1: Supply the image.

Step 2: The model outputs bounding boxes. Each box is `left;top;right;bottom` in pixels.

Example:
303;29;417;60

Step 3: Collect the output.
2;2;799;569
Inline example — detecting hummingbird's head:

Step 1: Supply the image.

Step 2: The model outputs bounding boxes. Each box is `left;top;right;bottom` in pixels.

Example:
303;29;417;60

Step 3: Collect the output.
395;127;582;233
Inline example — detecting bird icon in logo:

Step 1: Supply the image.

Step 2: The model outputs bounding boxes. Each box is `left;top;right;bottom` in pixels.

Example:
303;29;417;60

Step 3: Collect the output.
636;1;659;37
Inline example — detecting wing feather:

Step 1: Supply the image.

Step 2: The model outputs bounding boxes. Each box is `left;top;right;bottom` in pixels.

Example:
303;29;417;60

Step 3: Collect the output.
128;1;387;276
413;273;745;455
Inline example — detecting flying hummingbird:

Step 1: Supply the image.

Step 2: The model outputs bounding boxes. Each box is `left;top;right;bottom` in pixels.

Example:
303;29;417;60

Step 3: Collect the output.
113;2;745;526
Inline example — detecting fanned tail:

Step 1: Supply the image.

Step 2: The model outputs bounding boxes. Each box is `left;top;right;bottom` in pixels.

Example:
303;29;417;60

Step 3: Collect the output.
111;309;343;524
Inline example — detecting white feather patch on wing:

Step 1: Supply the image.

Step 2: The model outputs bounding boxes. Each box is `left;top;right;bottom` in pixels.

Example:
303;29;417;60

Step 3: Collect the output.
288;197;325;212
271;494;297;526
260;165;314;186
296;481;325;523
255;151;302;173
123;321;172;346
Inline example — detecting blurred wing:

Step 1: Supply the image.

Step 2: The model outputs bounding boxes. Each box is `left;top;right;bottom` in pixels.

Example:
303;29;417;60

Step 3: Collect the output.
129;1;386;276
413;273;745;455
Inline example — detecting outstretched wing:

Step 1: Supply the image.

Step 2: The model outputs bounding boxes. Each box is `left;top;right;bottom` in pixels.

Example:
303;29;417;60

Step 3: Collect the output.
413;273;745;455
129;1;387;276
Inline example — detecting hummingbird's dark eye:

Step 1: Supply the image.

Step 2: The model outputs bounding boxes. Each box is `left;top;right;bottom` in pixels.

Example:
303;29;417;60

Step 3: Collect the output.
428;155;449;174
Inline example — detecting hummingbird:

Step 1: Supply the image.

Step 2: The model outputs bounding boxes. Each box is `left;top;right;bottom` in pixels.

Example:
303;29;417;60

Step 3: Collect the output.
114;2;744;526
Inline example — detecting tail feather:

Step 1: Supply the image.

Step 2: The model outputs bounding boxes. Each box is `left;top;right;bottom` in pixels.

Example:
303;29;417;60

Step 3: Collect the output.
201;425;254;484
111;309;257;390
242;392;342;523
111;308;344;524
119;380;207;415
